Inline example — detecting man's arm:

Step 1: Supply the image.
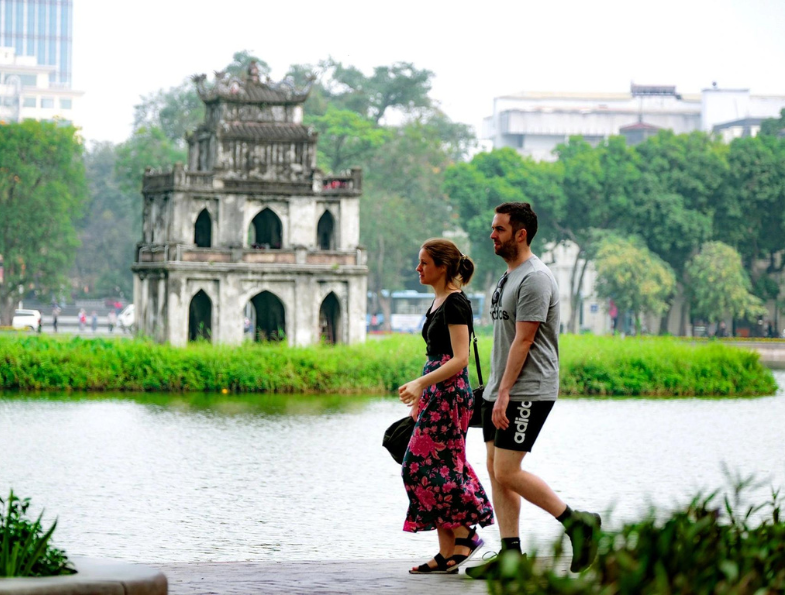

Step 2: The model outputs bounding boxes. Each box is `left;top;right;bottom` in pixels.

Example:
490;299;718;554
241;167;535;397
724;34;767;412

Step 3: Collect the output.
491;320;540;430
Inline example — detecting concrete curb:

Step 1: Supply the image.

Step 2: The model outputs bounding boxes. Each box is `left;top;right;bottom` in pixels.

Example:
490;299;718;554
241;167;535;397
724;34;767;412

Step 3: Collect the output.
0;557;167;595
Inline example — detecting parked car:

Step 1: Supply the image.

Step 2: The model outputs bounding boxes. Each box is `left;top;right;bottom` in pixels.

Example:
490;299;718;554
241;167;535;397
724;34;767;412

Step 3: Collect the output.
118;304;135;332
12;309;42;332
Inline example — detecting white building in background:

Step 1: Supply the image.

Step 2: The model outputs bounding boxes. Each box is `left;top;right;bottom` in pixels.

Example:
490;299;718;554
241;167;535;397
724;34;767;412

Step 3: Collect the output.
483;83;785;161
0;46;82;126
483;83;785;335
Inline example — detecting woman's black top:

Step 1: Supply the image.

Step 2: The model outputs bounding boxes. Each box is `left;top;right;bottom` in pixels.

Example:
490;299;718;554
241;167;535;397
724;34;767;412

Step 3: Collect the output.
422;291;473;357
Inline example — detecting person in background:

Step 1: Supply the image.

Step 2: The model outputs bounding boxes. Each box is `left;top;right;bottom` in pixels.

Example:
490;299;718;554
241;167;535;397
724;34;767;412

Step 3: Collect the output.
91;311;98;333
398;238;494;574
52;305;61;333
107;310;117;333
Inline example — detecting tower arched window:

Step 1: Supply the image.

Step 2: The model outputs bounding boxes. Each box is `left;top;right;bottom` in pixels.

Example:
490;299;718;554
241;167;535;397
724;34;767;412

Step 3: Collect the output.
250;208;283;249
194;209;212;248
317;210;335;251
188;290;212;342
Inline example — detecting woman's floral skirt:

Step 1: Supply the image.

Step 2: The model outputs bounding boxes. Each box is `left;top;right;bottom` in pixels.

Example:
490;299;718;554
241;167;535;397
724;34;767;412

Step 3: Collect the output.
402;354;494;532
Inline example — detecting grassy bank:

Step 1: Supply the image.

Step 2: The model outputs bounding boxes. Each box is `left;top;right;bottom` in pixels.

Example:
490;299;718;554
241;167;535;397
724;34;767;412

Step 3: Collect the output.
0;334;777;396
559;335;778;396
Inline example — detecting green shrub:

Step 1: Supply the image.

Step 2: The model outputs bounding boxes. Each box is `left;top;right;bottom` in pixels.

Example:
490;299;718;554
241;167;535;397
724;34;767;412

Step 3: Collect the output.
559;335;777;396
0;490;74;577
0;334;777;396
491;478;785;594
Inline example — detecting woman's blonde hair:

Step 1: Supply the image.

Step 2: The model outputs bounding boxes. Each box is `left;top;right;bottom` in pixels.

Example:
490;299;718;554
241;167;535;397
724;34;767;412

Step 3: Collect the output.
421;238;474;287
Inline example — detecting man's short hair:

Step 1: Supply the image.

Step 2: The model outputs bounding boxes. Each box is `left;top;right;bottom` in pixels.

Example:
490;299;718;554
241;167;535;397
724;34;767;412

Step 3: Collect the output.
495;202;538;245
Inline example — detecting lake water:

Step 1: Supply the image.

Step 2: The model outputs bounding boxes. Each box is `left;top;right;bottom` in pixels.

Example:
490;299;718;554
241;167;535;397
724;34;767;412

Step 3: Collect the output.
1;371;783;564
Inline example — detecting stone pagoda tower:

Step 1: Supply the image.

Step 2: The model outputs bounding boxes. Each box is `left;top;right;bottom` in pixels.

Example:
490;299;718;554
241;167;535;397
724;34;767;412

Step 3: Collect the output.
132;63;367;346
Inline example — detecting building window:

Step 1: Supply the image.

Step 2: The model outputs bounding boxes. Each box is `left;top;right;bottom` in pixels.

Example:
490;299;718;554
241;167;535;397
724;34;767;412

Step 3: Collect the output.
23;97;36;108
317;210;336;250
19;74;37;86
59;98;71;109
250;208;283;249
41;97;54;109
188;290;213;343
194;209;212;248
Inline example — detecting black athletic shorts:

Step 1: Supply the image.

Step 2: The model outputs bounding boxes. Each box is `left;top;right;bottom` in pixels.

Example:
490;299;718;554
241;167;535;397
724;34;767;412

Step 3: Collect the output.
481;398;555;452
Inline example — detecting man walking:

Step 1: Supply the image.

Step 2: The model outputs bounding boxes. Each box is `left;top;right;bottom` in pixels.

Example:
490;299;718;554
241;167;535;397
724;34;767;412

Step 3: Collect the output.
467;202;600;578
52;305;60;333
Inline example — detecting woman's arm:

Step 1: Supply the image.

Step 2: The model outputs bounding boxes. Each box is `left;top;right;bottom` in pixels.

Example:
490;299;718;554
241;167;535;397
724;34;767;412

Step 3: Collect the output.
398;324;470;406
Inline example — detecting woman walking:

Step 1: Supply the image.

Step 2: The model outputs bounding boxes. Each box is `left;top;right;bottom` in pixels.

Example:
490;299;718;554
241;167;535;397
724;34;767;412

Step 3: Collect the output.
399;238;494;574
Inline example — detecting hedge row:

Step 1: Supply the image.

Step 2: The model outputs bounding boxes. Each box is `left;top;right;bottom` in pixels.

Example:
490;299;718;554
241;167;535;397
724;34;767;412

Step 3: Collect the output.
0;334;777;396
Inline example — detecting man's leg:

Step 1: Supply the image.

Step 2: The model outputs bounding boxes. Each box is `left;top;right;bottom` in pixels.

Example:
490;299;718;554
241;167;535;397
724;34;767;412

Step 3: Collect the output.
469;400;602;576
493;448;566;517
486;441;522;540
494;447;600;573
464;442;524;579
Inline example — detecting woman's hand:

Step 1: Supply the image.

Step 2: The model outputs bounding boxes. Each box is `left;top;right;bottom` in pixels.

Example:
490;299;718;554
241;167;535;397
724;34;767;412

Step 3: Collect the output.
398;380;424;405
410;404;419;421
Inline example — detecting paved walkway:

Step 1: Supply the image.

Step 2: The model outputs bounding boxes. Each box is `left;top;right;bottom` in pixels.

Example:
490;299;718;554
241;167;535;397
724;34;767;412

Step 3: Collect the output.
159;560;493;595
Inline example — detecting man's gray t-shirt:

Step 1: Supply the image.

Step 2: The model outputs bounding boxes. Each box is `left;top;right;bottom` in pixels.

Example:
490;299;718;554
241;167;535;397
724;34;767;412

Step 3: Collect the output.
483;255;560;402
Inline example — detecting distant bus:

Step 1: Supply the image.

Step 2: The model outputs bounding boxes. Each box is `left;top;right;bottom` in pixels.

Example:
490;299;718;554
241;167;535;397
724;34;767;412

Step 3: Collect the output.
390;290;485;333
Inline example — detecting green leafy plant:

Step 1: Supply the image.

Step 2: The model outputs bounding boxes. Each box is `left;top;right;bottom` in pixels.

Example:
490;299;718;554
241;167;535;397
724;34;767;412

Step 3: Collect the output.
0;490;75;577
491;474;785;594
0;334;777;396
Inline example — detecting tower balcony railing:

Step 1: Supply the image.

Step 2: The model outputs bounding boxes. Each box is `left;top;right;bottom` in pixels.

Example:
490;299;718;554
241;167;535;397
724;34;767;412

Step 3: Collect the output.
142;164;364;196
136;244;365;267
321;167;362;196
143;166;215;193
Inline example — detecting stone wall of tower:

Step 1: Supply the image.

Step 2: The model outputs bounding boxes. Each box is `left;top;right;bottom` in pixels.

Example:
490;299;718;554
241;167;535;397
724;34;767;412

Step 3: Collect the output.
132;66;367;347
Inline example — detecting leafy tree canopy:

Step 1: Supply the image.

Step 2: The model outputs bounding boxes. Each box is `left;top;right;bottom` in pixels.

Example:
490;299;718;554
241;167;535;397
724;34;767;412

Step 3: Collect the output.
760;108;785;138
309;107;389;173
593;234;676;334
73;142;138;298
0;121;88;323
685;241;766;323
715;135;785;272
114;126;186;195
133;51;269;145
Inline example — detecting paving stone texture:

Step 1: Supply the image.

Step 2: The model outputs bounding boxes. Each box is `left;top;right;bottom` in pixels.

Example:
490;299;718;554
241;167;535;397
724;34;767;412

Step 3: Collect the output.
159;560;494;595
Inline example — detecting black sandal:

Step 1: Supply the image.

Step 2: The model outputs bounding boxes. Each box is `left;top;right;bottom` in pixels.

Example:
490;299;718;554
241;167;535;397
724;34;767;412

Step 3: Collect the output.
447;527;484;570
409;553;457;574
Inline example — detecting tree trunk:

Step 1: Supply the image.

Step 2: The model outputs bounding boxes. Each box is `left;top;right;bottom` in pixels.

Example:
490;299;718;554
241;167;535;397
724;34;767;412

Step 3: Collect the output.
482;270;494;325
568;251;589;334
658;310;670;335
660;297;681;335
567;248;582;334
380;295;392;332
1;292;15;326
678;286;689;336
374;234;392;332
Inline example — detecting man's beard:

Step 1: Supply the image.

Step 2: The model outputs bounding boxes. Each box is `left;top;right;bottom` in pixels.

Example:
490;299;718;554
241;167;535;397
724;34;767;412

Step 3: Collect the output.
495;237;520;261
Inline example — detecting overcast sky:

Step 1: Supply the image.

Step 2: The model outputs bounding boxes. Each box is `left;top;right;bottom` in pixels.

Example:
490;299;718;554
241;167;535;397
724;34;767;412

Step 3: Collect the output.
72;0;785;144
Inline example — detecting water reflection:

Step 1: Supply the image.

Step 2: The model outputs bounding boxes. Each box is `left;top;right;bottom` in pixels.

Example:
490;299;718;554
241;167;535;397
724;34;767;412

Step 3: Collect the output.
0;390;377;415
0;372;782;565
